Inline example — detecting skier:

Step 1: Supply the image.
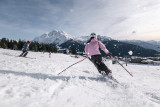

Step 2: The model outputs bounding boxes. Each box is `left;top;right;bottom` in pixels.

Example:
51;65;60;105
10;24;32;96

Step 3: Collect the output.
85;33;112;78
49;52;51;58
19;40;30;57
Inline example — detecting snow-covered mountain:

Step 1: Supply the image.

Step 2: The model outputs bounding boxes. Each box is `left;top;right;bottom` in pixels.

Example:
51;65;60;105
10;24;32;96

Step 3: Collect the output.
122;40;160;52
33;30;73;45
33;30;159;53
33;30;113;45
147;40;160;46
76;35;112;41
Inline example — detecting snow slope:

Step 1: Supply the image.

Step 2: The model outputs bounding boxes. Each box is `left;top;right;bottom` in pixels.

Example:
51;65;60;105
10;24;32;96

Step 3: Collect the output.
0;49;160;107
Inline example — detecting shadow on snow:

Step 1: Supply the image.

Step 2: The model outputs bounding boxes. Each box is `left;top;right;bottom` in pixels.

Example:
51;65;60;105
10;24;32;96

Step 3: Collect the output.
0;70;106;82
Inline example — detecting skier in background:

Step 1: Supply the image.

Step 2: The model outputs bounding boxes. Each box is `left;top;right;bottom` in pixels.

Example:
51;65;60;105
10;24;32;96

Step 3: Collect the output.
85;33;112;78
49;52;51;58
19;40;30;57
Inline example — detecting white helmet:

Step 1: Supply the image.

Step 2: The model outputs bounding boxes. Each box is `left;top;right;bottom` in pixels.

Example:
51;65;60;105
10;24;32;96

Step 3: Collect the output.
90;32;97;38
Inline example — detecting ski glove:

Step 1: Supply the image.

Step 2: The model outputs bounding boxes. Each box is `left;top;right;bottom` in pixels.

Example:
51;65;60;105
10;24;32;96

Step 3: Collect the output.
108;52;112;56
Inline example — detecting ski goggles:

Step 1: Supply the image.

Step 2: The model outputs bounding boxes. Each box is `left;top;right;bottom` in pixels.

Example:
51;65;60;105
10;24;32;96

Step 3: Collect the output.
90;33;97;38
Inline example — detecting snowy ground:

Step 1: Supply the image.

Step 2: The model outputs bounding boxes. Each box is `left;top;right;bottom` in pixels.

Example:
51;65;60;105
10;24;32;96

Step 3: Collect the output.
0;49;160;107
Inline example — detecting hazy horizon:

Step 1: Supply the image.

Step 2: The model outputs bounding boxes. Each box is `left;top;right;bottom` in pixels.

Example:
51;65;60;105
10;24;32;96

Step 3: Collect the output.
0;30;160;42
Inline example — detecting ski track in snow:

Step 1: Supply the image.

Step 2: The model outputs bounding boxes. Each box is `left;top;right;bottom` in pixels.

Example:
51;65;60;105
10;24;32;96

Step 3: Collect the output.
0;49;160;107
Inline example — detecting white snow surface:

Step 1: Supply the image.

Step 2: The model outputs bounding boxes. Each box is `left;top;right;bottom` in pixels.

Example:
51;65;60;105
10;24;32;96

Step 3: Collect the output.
0;49;160;107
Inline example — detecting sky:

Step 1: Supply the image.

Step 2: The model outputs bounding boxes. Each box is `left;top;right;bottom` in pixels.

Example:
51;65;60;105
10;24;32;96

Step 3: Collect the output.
0;0;160;41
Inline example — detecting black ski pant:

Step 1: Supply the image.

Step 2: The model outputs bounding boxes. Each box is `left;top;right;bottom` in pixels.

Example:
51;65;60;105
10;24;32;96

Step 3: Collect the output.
19;51;28;57
90;55;111;75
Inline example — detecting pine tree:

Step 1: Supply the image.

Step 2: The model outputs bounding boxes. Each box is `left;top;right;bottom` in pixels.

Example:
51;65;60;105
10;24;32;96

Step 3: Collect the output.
53;45;57;52
0;38;8;49
8;40;13;49
42;44;46;52
12;40;18;50
34;44;38;52
13;44;18;50
0;39;1;48
18;39;25;50
71;47;77;55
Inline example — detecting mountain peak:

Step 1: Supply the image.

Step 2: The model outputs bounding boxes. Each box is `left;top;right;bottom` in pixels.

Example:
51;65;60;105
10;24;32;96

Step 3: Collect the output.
33;30;73;45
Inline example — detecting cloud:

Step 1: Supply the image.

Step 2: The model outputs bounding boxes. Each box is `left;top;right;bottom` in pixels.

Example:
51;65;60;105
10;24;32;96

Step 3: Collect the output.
0;0;160;40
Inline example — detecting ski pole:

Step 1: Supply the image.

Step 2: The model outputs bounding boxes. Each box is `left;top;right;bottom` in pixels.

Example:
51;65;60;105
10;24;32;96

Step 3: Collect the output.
58;57;88;75
109;54;133;77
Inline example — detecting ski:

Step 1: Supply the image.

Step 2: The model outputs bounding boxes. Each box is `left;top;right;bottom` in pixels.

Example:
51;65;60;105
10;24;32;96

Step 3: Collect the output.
24;56;36;59
16;56;36;59
108;76;119;84
101;75;122;88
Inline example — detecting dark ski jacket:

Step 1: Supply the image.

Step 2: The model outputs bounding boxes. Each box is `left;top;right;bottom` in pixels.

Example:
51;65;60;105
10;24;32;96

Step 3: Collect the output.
22;43;30;51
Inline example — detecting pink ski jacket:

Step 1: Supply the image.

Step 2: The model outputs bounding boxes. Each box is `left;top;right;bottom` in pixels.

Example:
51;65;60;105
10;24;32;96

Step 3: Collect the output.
85;38;109;56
